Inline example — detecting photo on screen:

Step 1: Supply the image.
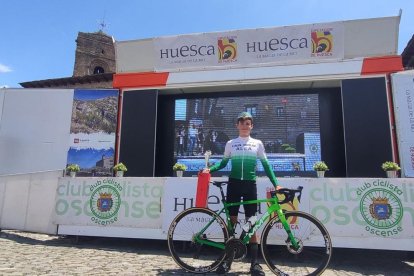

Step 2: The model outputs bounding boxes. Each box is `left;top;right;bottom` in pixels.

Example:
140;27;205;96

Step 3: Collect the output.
174;94;321;175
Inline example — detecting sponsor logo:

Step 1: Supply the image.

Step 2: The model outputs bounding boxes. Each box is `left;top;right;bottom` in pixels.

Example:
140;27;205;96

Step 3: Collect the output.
246;37;308;53
309;143;319;154
89;179;122;226
359;184;403;237
218;36;237;63
159;44;215;59
73;138;90;143
311;28;333;57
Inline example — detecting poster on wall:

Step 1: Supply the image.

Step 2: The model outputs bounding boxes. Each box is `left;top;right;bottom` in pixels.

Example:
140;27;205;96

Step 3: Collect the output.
391;71;414;177
66;89;119;176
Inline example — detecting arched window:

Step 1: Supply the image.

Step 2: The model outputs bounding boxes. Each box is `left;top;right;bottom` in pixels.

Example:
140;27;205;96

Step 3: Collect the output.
93;66;105;74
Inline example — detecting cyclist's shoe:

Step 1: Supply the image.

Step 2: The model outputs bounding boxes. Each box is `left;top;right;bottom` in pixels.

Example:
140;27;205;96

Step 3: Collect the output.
215;261;231;274
250;263;265;276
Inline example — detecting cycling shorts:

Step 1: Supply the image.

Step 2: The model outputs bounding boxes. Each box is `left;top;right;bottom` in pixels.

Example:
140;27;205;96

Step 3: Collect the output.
226;178;258;217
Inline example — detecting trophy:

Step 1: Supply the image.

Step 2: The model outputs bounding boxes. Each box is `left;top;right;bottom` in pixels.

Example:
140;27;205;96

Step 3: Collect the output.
204;150;212;169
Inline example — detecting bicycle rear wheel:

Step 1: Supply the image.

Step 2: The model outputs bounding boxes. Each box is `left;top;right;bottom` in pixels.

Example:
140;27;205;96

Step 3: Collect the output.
261;211;332;276
167;207;229;273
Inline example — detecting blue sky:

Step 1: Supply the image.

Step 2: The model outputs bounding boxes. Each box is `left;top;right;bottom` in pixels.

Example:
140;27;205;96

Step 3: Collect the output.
0;0;413;88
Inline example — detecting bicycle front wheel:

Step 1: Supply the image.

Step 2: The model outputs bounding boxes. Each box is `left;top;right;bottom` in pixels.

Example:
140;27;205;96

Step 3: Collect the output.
167;207;229;273
261;211;332;276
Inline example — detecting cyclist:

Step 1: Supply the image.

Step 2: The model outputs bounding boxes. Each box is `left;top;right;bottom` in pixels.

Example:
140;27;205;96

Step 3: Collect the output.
203;111;279;276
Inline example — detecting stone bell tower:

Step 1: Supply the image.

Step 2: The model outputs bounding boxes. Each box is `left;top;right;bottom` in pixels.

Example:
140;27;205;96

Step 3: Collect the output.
73;31;116;77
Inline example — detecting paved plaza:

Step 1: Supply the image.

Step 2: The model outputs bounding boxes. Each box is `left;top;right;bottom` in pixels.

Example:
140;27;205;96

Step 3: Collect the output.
0;230;413;275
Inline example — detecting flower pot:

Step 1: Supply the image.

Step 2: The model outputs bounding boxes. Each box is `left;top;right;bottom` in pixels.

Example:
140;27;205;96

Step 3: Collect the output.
70;171;76;178
176;170;184;177
386;170;397;178
316;171;325;178
116;171;124;177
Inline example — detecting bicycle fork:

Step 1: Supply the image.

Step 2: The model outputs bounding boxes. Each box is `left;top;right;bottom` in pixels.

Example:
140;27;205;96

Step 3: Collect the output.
275;208;300;250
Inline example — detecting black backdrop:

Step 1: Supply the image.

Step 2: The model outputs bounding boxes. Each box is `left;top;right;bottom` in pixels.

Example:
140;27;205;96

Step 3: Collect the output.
119;90;158;177
341;77;393;177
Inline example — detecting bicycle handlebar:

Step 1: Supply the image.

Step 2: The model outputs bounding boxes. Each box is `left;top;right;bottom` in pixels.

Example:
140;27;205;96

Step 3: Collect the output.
271;186;303;204
211;181;303;205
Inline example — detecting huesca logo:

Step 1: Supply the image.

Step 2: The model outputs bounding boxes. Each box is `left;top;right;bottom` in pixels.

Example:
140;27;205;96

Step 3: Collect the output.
266;188;299;226
311;29;333;57
218;37;237;63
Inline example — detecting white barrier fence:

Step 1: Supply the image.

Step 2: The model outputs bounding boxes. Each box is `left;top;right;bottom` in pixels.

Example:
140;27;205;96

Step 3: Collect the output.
0;171;61;234
2;176;413;251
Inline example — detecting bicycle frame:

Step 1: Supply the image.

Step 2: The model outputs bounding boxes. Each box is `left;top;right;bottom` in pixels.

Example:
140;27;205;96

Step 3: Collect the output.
194;194;300;250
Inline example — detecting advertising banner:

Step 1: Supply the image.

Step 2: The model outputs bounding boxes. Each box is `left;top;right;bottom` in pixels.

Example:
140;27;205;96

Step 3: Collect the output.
54;177;164;228
309;178;411;242
154;22;344;71
162;177;414;251
67;89;119;177
391;71;414;177
162;178;311;236
54;177;414;250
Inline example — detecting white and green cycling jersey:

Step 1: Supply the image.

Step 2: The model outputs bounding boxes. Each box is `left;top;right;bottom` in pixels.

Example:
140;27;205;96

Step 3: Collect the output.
209;136;278;187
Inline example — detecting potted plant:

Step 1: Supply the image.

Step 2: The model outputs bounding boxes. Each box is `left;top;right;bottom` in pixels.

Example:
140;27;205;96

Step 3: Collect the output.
381;161;400;178
173;163;187;177
313;161;329;178
113;163;127;177
66;164;80;178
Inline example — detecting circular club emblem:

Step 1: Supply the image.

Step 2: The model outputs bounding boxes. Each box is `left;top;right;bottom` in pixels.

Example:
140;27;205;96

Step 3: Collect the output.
90;184;121;222
360;188;403;229
309;144;319;154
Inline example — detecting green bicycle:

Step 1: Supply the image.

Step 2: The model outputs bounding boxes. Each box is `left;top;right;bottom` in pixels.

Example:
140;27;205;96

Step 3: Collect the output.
167;181;332;275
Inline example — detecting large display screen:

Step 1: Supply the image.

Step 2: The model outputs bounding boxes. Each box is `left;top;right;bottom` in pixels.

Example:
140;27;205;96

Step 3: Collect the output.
174;94;321;175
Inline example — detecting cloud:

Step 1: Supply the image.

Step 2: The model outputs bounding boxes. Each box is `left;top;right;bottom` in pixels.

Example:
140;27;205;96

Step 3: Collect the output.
0;63;12;73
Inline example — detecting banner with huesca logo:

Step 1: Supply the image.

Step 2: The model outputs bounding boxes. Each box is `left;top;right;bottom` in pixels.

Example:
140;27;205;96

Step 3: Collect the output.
154;22;344;71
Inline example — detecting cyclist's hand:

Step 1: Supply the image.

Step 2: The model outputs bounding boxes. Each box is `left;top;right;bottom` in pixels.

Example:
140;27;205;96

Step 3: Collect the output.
276;185;283;190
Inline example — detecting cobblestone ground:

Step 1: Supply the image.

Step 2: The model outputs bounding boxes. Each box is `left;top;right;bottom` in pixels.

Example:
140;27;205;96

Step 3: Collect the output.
0;230;413;275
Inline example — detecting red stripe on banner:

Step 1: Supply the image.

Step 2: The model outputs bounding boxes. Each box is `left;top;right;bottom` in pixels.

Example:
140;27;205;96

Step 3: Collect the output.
113;72;169;88
361;56;403;75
